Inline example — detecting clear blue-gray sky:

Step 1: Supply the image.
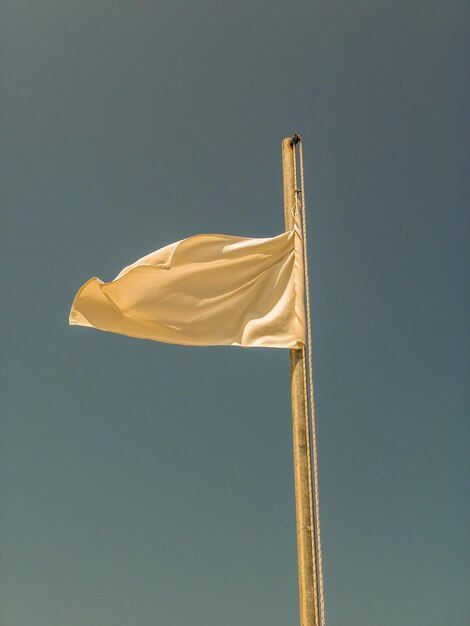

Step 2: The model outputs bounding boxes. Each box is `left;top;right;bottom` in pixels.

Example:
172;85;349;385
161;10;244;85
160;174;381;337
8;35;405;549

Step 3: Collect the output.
1;2;468;625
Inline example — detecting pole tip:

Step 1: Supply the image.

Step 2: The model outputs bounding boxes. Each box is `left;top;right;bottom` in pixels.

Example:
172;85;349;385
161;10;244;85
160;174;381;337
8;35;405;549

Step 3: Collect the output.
290;133;301;145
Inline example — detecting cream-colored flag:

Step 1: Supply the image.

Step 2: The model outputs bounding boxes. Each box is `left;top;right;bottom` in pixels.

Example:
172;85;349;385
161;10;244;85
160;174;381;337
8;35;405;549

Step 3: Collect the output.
69;218;305;349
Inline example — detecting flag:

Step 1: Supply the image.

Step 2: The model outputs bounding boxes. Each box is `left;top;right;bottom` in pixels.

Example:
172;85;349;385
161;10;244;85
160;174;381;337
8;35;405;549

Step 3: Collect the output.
69;215;305;349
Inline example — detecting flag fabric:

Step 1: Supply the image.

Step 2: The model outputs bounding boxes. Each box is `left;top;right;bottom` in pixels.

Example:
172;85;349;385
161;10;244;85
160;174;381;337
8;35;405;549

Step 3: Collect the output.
69;214;305;349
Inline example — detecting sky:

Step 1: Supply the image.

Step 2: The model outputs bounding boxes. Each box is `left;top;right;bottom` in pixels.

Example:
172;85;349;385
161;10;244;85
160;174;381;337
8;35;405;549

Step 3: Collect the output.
0;1;469;625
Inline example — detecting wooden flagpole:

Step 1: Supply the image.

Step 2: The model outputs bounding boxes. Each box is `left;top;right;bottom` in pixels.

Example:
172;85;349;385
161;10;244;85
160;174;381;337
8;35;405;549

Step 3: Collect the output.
282;135;319;626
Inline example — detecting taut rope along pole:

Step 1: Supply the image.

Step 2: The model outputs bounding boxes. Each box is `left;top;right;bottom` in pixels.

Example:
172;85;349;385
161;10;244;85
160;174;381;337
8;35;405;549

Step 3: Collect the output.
296;137;326;626
282;136;319;626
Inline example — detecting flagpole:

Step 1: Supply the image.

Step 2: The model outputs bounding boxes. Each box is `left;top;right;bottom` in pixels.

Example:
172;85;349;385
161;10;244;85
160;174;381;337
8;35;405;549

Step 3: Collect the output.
282;135;319;626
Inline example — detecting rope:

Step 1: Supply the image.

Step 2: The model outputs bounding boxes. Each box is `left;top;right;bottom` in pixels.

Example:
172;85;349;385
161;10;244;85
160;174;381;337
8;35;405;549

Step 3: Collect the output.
293;152;319;626
301;348;319;626
295;137;326;626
